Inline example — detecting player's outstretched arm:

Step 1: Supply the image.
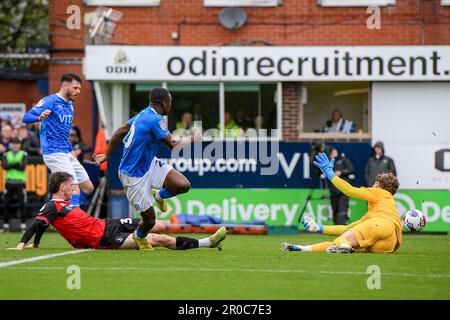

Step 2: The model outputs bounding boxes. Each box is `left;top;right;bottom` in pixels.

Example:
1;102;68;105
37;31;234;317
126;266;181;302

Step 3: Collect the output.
313;152;377;202
95;122;131;164
7;219;48;250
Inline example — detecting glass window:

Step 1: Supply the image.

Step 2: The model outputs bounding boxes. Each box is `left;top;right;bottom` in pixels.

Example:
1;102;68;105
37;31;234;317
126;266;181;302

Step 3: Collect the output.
301;82;370;135
167;83;220;138
204;0;281;7
442;0;450;6
318;0;395;6
224;83;277;137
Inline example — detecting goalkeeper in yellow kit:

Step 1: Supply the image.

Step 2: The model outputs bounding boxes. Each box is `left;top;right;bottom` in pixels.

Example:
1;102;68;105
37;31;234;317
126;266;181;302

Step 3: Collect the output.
282;152;403;254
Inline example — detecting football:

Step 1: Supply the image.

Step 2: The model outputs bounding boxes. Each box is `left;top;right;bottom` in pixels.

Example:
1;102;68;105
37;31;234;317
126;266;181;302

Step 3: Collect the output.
402;209;426;232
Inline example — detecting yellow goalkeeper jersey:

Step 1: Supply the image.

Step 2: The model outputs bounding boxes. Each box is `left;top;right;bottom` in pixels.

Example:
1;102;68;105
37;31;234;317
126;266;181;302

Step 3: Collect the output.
330;176;403;247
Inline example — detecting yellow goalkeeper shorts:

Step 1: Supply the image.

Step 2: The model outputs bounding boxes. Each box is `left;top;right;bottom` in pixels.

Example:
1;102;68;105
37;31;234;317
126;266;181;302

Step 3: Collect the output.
348;217;399;253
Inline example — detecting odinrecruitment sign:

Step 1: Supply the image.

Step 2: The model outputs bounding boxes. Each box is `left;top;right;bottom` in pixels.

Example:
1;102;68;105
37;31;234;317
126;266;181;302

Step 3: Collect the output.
84;45;450;81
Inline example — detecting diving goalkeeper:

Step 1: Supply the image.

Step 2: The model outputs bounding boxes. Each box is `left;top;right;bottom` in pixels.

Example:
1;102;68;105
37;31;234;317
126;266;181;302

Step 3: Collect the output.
282;152;402;253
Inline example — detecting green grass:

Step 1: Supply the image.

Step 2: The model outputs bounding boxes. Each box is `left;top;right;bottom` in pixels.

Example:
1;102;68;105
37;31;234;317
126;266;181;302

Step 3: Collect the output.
0;232;449;300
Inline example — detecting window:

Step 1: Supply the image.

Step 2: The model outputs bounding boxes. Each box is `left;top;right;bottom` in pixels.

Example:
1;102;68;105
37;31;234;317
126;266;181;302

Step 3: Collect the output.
442;0;450;5
318;0;395;6
300;82;370;140
224;83;277;137
129;82;280;140
167;83;220;138
204;0;281;7
84;0;160;6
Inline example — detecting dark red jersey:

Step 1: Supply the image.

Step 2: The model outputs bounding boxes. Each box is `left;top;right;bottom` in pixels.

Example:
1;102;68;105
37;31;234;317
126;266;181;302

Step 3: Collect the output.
35;199;106;249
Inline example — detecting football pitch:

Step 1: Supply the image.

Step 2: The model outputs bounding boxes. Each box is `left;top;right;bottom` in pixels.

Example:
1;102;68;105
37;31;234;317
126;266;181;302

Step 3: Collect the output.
0;232;449;300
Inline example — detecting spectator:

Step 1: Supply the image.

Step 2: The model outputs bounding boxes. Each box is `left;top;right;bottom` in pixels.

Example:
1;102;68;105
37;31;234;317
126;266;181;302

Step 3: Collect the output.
1;114;12;128
324;109;356;134
175;111;194;135
192;103;203;122
235;107;252;130
0;124;13;155
218;111;243;137
2;137;28;230
326;147;354;225
19;125;41;156
365;141;397;187
254;115;265;129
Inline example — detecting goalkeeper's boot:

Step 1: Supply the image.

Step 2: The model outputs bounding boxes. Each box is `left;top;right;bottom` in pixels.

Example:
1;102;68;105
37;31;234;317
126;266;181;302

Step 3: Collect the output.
281;242;302;251
209;226;227;250
152;189;168;212
325;243;355;254
132;231;154;251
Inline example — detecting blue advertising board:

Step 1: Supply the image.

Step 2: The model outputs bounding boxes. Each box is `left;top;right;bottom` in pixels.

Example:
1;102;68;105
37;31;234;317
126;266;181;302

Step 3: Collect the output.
107;141;373;189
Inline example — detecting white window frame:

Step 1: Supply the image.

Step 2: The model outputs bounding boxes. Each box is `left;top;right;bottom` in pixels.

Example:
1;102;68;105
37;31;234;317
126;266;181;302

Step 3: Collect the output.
318;0;395;7
204;0;282;7
442;0;450;6
84;0;160;6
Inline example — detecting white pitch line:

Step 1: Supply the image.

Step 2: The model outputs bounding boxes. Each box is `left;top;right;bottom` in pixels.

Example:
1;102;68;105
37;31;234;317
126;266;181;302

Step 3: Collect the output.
4;266;450;278
0;249;91;268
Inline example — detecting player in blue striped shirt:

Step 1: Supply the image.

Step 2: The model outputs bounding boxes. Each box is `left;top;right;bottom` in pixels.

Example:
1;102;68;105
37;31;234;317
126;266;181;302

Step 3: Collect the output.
22;73;94;206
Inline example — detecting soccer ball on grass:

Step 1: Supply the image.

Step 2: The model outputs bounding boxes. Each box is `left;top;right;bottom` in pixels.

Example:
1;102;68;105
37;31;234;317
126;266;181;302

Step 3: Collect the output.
401;209;426;232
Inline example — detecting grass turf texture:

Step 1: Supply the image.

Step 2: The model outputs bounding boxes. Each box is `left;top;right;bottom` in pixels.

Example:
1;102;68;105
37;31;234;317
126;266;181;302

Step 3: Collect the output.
0;232;449;300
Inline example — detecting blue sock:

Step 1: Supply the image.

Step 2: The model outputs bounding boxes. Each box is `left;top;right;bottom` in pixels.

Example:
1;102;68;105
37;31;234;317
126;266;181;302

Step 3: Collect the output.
135;228;148;239
70;194;80;207
158;188;175;200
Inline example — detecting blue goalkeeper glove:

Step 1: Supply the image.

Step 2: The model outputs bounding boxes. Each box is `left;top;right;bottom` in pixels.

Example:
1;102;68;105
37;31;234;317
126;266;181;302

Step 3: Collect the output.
313;152;336;180
301;216;323;233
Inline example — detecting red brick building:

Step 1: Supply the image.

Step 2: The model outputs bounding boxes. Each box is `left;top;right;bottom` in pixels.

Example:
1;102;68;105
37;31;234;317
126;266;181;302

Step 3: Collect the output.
1;0;448;145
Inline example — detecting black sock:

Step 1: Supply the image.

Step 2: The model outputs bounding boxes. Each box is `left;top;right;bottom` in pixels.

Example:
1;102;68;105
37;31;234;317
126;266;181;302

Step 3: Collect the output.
176;237;199;250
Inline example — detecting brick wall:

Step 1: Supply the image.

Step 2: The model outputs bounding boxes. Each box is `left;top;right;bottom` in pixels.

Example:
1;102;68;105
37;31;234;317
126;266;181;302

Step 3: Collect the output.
281;82;301;141
44;0;450;143
0;80;42;109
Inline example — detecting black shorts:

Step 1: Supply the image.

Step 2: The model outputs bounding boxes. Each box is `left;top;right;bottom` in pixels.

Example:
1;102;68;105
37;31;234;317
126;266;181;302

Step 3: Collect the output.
98;218;140;249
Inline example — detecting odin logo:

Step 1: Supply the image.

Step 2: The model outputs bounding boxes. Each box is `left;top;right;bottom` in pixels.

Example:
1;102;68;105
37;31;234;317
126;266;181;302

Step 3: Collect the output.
435;149;450;172
106;50;137;74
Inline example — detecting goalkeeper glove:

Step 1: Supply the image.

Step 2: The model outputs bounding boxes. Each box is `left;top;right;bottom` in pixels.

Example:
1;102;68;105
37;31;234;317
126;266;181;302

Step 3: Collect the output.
301;216;323;233
313;152;336;180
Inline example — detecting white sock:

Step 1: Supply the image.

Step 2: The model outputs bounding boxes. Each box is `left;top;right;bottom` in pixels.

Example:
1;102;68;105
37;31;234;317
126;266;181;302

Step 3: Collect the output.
198;238;211;248
154;191;162;201
299;245;312;252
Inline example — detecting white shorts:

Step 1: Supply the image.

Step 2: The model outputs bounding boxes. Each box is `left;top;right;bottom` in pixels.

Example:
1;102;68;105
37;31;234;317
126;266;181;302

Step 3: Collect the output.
118;157;173;212
43;152;90;185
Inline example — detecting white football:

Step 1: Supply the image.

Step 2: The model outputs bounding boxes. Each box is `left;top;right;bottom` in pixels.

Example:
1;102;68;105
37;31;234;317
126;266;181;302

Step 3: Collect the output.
402;209;426;232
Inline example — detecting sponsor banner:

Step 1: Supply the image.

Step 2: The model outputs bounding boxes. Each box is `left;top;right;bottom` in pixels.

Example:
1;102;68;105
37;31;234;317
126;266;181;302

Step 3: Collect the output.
152;189;450;232
84;45;450;81
394;190;450;232
154;142;372;188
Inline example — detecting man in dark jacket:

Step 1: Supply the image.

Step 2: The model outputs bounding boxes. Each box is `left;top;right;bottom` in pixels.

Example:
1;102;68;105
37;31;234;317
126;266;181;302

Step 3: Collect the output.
327;147;354;225
365;141;397;187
